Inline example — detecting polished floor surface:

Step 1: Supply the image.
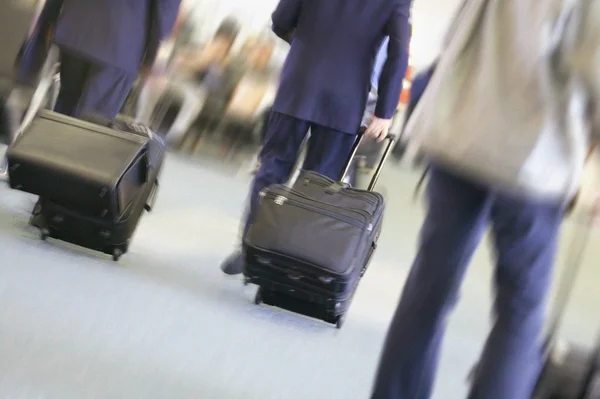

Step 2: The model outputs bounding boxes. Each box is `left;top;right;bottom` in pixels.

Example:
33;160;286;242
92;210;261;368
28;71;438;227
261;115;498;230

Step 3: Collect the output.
0;150;598;399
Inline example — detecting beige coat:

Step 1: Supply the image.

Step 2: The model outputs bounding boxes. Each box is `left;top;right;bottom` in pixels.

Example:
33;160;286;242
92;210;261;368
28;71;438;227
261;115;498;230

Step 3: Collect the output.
405;0;600;203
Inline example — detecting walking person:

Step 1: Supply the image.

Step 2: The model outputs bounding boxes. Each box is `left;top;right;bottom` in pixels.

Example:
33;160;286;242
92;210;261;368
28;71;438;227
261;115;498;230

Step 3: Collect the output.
370;1;600;398
220;0;412;275
35;0;182;120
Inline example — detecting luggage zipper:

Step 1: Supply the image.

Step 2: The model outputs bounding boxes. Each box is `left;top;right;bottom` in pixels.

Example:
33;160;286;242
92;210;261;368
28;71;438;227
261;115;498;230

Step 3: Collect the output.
286;188;373;223
341;189;382;206
300;175;381;206
262;192;370;231
282;188;372;222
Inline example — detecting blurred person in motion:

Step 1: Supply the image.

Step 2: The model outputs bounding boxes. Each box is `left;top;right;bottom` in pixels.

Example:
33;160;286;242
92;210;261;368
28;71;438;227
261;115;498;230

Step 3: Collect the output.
220;0;412;275
35;0;182;120
370;1;600;399
169;18;241;148
174;18;241;91
133;6;186;127
214;35;277;156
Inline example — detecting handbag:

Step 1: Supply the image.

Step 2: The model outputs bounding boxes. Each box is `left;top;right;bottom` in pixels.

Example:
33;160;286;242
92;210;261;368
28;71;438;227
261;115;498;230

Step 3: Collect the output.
405;0;583;201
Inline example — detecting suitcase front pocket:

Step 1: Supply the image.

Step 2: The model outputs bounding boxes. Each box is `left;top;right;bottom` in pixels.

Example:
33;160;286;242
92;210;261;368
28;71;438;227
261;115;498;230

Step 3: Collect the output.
248;193;371;275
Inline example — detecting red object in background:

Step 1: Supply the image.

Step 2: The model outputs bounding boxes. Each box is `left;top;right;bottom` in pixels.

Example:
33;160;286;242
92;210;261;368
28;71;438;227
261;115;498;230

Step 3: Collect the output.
398;64;413;106
399;83;411;105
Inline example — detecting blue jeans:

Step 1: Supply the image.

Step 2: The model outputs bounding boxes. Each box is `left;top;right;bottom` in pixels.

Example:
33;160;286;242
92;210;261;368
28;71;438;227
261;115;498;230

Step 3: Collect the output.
371;166;564;399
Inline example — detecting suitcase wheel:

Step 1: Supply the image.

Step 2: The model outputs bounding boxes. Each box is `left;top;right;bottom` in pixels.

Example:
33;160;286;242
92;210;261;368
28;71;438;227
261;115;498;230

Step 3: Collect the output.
254;288;262;305
112;248;123;262
335;315;345;329
39;228;50;241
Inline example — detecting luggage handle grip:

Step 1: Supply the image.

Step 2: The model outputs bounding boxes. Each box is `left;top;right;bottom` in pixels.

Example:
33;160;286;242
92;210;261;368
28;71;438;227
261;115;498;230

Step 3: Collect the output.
339;131;396;192
544;220;592;353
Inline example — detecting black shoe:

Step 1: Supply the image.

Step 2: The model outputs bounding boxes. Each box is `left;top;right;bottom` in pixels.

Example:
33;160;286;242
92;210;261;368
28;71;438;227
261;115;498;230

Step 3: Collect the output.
220;251;244;275
29;199;44;227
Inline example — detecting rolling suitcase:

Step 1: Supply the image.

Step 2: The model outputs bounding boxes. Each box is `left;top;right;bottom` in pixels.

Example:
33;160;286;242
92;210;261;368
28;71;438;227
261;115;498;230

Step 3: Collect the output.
243;133;395;328
6;110;165;261
533;219;600;398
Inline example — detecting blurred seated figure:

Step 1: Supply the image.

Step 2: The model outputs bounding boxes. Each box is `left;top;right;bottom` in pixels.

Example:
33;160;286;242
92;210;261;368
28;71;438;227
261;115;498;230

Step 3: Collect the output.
133;6;185;125
136;17;240;147
179;33;260;153
197;35;277;158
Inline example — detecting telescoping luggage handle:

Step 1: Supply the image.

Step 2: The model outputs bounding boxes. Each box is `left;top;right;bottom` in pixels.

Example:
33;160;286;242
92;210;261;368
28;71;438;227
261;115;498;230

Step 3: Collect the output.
339;132;396;192
285;131;396;192
544;221;593;353
543;218;600;399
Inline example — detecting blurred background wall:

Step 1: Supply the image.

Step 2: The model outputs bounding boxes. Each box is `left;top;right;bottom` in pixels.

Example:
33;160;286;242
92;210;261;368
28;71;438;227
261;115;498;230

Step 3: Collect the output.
180;0;465;69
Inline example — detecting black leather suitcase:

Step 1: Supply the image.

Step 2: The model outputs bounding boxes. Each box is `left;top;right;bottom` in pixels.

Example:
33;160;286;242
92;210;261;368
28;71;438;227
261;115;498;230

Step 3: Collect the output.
6;110;164;261
243;134;394;328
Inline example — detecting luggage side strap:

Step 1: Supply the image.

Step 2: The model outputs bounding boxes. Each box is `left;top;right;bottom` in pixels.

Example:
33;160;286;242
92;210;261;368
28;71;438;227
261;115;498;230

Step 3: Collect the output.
543;221;592;353
339;131;396;192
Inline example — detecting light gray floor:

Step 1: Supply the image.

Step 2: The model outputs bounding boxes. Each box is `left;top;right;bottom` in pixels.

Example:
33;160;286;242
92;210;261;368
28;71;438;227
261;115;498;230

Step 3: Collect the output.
0;151;598;399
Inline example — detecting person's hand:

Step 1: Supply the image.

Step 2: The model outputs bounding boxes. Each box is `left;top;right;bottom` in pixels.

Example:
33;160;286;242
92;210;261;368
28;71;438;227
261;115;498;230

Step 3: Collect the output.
139;64;153;84
365;116;392;142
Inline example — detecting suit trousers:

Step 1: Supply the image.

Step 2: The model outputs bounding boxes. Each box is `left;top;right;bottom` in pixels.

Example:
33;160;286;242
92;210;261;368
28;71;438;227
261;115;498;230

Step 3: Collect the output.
54;50;136;120
243;111;357;240
371;165;564;399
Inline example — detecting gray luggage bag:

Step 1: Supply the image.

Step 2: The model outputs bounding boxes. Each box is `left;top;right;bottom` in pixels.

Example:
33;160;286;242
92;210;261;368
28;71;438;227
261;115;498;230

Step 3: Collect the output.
533;221;600;399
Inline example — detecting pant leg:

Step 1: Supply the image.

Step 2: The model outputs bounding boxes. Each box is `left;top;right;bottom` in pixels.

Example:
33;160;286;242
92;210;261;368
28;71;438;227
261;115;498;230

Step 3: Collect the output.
467;196;564;399
76;62;136;120
371;166;492;399
54;51;89;117
242;112;311;240
302;124;357;180
167;84;206;144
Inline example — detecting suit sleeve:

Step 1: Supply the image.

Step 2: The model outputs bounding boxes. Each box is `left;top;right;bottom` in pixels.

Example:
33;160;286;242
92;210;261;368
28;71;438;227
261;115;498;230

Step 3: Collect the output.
375;0;412;119
271;0;302;41
144;0;182;67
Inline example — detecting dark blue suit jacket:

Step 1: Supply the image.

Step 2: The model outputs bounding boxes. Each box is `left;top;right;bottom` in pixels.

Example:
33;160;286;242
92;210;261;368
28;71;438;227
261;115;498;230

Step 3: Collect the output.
271;0;411;134
37;0;181;74
405;62;437;121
